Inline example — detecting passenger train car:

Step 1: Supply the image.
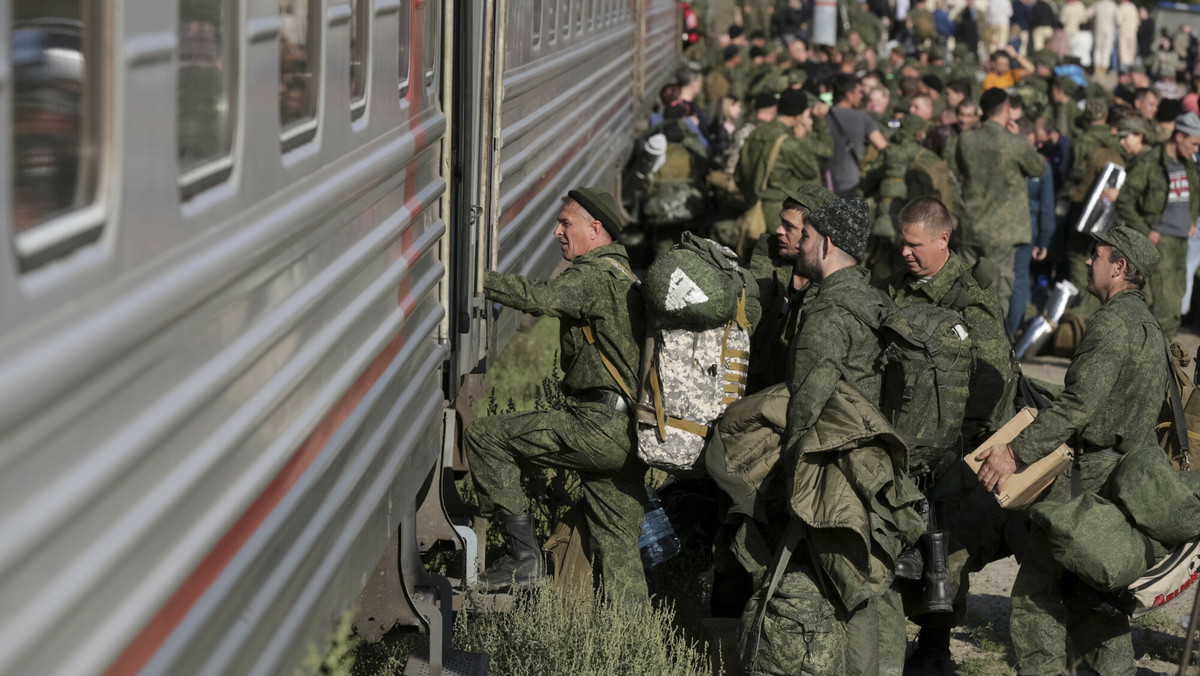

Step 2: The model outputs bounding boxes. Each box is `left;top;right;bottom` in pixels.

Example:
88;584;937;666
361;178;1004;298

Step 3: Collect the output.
0;1;678;674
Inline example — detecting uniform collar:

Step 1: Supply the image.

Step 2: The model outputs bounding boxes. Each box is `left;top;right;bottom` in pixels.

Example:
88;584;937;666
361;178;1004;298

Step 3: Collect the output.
896;252;967;304
575;242;630;263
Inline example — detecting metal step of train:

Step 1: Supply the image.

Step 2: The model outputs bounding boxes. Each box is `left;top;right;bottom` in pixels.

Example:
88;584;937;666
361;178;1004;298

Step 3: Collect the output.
402;649;489;676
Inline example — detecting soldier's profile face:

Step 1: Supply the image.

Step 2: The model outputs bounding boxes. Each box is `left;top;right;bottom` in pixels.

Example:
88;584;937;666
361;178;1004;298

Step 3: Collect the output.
776;208;806;258
795;222;825;278
554;201;597;261
1085;244;1113;297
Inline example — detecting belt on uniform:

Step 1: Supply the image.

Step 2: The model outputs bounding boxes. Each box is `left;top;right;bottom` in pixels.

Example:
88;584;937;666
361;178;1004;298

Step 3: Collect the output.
575;389;631;414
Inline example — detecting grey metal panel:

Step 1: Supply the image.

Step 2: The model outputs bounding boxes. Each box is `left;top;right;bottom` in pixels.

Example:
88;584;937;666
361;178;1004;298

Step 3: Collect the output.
0;1;450;674
644;0;679;99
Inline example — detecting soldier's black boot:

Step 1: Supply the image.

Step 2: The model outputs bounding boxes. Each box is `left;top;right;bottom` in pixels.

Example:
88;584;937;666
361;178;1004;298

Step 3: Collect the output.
917;530;953;614
480;514;546;592
895;545;924;580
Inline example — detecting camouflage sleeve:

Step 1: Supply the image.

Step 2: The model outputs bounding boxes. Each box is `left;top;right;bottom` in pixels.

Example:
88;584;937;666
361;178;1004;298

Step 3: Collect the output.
943;136;960;177
484;266;597;319
1009;308;1130;464
1017;140;1048;179
784;308;851;465
779;135;822;184
1116;158;1151;235
962;297;1015;443
808;116;834;162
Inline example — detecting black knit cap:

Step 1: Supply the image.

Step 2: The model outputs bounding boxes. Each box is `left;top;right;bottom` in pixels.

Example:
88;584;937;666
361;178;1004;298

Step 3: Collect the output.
979;87;1009;116
568;187;623;240
754;91;780;110
806;198;871;261
778;88;809;116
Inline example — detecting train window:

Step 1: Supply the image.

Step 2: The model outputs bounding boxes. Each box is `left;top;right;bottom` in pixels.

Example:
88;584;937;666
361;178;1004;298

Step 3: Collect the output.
561;0;570;39
398;0;411;97
531;0;542;47
350;0;368;118
279;0;320;148
11;0;104;266
546;0;556;44
574;0;583;34
422;0;438;87
178;0;236;195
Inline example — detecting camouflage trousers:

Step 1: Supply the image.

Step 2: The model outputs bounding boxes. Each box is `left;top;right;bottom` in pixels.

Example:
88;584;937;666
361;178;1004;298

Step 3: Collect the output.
462;401;649;602
1150;232;1189;339
738;555;906;676
1010;453;1134;676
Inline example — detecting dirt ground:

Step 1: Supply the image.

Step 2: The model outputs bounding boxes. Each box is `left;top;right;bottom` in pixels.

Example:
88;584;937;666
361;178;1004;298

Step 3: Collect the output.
943;330;1200;675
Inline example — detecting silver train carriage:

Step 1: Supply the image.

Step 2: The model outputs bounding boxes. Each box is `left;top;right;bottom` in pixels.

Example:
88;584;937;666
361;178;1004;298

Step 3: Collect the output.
0;1;679;675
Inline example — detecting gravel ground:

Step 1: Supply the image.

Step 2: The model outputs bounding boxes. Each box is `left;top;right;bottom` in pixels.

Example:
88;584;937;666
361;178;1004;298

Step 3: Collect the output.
943;330;1200;675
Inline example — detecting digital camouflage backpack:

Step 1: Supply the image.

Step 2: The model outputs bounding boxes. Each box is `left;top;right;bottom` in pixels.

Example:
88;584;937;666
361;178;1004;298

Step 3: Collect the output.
636;234;761;471
877;299;975;470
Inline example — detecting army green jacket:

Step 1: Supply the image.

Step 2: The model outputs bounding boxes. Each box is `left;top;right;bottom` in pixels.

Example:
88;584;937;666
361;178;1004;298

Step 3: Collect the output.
735;117;834;211
1116;143;1200;236
883;253;1016;446
785;266;889;464
747;234;818;394
484;243;644;397
1070;124;1121;181
1010;289;1167;465
950;120;1047;250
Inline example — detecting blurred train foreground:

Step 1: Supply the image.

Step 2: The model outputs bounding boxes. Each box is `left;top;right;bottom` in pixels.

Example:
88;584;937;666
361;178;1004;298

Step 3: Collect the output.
0;1;678;674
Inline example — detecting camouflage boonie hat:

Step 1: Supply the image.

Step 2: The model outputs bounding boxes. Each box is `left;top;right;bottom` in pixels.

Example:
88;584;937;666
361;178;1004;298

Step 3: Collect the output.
780;183;837;212
1116;117;1147;137
1084;98;1109;122
807;198;871;261
1092;225;1160;277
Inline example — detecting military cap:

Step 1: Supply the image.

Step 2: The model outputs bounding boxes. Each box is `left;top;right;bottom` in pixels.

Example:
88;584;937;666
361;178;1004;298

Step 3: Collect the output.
749;45;767;59
892;45;907;58
897;113;927;137
1054;76;1080;96
728;24;744;38
780;183;837;212
753;90;780;110
1176;111;1200;137
1084;98;1109;122
568;187;623;240
1116;117;1147;137
787;68;808;86
1092;225;1160;277
723;45;741;60
903;57;922;71
807;198;871;261
778;88;809;116
1031;49;1059;68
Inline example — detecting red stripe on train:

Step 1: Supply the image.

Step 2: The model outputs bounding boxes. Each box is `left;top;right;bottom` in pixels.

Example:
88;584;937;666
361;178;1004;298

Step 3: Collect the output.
106;3;433;671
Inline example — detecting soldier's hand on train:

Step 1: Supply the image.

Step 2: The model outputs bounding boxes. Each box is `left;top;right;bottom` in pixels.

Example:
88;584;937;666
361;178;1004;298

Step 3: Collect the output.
1150;230;1161;245
976;443;1018;493
1033;247;1048;261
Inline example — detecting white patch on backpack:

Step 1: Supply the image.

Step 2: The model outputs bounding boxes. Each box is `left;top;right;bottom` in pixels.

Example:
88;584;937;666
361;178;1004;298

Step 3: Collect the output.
953;324;969;341
665;268;709;310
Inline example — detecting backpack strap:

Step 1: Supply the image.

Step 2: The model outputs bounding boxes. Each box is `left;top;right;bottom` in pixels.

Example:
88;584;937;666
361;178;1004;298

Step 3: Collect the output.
760;132;789;194
742;519;806;672
581;255;640;400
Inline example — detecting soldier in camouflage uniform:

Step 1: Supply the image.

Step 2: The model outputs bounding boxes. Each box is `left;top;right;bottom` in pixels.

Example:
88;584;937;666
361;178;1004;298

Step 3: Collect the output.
735;89;833;230
948;88;1047;315
976;225;1166;676
1116;113;1200;339
1050;77;1081;140
861;115;926;280
882;197;1021;675
746;183;838;394
463;188;648;602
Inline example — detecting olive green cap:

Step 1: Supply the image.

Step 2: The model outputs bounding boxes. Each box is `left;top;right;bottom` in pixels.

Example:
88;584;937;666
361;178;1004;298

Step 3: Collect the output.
1031;49;1059;68
1116;117;1146;137
568;187;623;239
780;183;837;212
1054;76;1080;96
1092;225;1160;278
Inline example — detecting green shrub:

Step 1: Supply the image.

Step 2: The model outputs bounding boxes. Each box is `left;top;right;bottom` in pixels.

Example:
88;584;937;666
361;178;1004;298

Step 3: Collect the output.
454;585;713;676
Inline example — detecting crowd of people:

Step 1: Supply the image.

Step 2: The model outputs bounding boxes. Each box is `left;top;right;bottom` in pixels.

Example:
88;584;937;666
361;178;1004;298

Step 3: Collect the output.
456;2;1200;675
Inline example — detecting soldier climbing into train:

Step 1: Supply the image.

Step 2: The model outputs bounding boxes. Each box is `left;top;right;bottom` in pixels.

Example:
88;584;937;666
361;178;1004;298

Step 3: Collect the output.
461;187;650;603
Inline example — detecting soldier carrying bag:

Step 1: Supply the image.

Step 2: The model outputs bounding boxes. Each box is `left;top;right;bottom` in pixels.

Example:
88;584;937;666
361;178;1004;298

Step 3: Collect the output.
736;133;788;257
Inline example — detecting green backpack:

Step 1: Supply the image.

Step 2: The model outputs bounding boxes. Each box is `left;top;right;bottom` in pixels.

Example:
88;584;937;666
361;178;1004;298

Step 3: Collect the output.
878;301;975;470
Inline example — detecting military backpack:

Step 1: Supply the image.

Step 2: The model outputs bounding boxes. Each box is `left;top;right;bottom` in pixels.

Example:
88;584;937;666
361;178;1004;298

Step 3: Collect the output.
634;234;760;471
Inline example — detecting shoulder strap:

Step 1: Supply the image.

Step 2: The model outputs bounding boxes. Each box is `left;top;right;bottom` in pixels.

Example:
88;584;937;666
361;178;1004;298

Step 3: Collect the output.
827;109;861;165
760;132;789;193
742;519;806;671
582;256;639;400
1164;337;1191;470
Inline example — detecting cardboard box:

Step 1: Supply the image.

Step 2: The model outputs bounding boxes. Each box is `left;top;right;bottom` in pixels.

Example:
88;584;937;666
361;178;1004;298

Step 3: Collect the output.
964;407;1074;509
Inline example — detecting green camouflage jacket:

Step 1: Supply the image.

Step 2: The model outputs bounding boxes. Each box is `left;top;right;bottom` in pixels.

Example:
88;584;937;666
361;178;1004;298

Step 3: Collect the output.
1010;289;1166;464
1070;124;1121;182
883;253;1017;446
950;120;1047;250
735;117;834;212
484;243;644;396
785;266;889;465
1116;143;1200;236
